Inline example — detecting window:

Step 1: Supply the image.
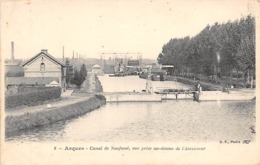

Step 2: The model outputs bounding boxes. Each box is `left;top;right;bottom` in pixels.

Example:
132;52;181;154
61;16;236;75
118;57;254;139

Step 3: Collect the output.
40;63;45;71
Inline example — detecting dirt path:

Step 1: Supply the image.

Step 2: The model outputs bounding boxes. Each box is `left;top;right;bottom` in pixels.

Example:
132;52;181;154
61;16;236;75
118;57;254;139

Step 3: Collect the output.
176;77;224;90
81;73;95;93
5;95;90;117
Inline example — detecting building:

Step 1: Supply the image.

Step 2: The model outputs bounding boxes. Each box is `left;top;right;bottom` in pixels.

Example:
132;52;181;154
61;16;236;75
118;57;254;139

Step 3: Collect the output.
127;60;139;66
22;49;67;89
91;64;104;75
5;64;24;77
5;42;24;77
103;64;114;74
161;65;174;75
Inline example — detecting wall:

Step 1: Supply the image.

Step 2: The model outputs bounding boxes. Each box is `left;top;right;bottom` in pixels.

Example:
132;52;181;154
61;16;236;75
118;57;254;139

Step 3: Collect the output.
92;68;103;75
23;54;64;87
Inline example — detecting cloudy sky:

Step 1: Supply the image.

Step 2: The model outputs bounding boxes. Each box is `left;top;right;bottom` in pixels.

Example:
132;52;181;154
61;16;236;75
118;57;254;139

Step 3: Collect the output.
1;0;255;60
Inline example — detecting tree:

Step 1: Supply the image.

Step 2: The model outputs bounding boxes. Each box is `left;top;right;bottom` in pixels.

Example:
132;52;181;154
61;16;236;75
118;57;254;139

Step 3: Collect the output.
70;68;85;89
79;64;87;79
236;15;255;87
157;14;255;87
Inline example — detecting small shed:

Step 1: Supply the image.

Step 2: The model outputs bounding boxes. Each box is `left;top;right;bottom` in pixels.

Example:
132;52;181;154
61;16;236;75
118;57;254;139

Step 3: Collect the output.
46;81;59;87
161;65;174;75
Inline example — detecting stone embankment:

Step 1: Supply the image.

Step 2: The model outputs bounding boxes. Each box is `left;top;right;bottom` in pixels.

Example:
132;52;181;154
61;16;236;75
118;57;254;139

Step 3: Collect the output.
5;95;106;133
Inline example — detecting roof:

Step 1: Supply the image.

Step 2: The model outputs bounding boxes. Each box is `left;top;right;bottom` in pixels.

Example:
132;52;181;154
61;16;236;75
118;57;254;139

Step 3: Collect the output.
5;77;59;85
22;49;65;67
92;64;101;69
49;81;59;85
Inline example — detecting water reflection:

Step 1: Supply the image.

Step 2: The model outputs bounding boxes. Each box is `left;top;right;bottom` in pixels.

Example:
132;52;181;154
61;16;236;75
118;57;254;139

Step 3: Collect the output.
6;116;79;142
6;101;255;142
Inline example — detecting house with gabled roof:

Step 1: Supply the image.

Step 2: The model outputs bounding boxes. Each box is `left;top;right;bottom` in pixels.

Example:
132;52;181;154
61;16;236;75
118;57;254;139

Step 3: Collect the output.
22;49;67;89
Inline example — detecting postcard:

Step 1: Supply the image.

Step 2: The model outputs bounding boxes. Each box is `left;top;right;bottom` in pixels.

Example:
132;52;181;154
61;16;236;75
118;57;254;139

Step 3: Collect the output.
1;0;259;164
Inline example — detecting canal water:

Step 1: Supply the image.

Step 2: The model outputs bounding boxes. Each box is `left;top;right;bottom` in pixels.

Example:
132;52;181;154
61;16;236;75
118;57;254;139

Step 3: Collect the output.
98;75;191;92
6;75;255;142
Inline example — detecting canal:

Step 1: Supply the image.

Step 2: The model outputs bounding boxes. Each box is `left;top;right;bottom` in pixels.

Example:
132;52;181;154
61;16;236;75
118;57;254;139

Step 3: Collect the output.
6;75;255;142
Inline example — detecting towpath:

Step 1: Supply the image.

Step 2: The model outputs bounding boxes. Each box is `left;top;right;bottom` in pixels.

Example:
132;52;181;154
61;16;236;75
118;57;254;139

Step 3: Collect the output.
5;96;90;117
81;73;95;93
176;77;224;90
5;92;90;117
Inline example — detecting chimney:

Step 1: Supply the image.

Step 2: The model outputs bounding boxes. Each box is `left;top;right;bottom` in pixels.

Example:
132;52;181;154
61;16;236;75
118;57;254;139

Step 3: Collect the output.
11;41;14;62
41;49;48;53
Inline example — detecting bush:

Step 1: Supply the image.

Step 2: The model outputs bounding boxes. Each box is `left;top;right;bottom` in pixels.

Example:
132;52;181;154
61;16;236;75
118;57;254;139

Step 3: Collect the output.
94;94;106;101
5;87;61;109
18;86;55;94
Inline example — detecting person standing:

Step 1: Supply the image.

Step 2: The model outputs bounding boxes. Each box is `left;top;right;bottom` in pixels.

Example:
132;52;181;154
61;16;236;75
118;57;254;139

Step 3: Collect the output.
197;81;201;93
193;81;201;102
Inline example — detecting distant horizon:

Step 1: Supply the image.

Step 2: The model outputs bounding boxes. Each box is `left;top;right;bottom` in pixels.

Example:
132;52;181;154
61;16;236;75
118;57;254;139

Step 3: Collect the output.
4;54;158;65
4;54;158;61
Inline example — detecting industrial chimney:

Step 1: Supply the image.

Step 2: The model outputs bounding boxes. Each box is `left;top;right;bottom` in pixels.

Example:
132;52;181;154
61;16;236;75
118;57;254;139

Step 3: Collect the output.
11;41;14;63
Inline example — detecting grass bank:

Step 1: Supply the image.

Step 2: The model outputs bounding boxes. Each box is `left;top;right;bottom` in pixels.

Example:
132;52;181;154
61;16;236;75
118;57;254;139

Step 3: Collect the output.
5;95;106;133
174;77;223;91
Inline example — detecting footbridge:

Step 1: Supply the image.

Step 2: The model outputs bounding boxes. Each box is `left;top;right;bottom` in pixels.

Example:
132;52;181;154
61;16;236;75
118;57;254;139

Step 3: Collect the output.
96;88;255;103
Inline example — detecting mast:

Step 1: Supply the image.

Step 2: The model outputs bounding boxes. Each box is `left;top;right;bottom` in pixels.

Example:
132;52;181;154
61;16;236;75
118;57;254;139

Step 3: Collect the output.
11;41;14;63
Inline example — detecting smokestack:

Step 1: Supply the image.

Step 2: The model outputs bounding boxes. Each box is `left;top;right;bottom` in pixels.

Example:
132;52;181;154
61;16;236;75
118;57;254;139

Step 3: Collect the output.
41;49;48;53
11;41;14;62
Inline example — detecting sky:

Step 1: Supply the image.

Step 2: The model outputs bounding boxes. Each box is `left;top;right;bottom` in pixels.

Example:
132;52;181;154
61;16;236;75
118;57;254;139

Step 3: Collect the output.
1;0;256;60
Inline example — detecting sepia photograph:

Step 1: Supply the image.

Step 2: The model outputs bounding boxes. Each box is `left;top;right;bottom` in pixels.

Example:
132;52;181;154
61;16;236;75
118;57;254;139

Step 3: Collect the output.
1;0;259;164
